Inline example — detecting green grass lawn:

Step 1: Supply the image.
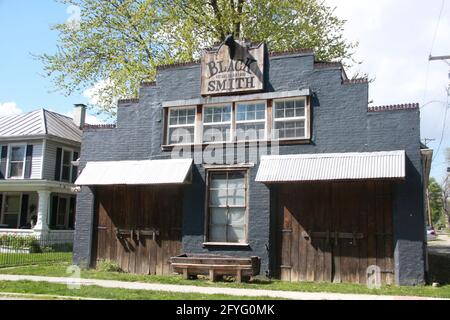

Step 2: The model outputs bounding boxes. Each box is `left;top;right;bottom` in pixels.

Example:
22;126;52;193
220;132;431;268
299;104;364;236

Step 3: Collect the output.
1;261;450;299
0;280;275;300
0;253;72;267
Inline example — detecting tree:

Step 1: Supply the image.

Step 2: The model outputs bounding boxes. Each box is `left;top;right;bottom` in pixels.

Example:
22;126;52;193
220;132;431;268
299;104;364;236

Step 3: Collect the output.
39;0;357;115
429;177;445;226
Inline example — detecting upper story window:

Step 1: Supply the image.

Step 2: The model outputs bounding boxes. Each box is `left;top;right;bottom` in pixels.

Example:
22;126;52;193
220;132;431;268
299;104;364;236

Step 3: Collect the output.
273;98;307;139
8;145;26;178
167;107;196;145
236;101;266;141
164;95;310;146
61;150;72;182
55;147;78;183
203;105;232;143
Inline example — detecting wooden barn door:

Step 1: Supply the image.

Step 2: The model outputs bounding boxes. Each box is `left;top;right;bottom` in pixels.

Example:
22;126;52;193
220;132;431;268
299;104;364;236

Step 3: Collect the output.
92;185;182;275
277;181;394;284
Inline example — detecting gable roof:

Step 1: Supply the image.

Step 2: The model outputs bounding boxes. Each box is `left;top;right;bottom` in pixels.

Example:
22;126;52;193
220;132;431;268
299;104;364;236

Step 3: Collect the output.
0;109;81;143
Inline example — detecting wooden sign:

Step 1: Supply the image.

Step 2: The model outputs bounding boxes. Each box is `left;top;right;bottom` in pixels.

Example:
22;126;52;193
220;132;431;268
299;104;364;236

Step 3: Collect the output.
201;41;265;96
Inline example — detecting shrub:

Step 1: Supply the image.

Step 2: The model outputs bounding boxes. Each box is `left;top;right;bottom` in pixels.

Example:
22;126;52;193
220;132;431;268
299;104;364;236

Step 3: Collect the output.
97;260;122;273
0;234;38;251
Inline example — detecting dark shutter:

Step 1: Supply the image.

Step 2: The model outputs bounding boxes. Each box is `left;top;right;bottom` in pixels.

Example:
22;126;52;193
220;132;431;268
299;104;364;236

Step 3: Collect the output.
69;196;76;229
50;195;58;229
24;145;33;179
54;147;62;181
0;194;3;218
19;194;29;228
71;151;79;183
0;146;7;179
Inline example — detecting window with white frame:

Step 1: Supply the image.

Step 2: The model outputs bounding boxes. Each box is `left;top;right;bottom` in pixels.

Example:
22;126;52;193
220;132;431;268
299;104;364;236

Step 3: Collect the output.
1;194;21;228
8;145;26;178
203;105;232;143
207;171;247;243
167;107;196;145
236;102;266;141
273;98;307;139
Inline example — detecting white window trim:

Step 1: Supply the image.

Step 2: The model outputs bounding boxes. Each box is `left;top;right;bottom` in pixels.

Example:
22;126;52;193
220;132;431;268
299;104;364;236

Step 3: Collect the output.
206;170;249;244
235;100;268;141
166;106;197;146
55;195;70;229
6;143;27;180
202;103;233;143
162;96;311;148
0;193;22;229
272;96;308;141
60;148;74;183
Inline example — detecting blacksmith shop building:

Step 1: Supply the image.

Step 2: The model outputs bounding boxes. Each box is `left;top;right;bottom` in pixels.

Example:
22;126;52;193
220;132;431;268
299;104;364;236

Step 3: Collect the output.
73;40;432;286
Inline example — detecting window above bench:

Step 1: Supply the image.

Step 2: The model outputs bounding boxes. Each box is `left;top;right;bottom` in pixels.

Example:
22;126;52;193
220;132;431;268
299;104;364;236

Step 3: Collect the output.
162;93;311;147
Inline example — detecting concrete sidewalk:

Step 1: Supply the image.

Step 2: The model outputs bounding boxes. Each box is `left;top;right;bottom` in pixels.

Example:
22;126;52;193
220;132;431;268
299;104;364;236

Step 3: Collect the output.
0;274;444;300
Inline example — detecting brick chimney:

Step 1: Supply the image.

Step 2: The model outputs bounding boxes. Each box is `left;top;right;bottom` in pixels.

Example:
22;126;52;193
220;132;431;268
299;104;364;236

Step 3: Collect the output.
73;104;87;129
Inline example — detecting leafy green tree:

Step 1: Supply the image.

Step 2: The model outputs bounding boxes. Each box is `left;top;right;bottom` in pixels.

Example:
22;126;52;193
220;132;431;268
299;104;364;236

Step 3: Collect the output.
429;177;444;226
40;0;357;115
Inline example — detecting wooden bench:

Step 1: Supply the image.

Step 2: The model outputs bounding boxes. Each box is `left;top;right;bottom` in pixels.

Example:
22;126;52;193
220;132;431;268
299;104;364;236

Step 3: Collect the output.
170;254;260;283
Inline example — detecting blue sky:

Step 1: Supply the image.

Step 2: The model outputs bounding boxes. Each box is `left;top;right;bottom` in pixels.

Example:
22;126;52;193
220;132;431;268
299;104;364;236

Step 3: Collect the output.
0;1;93;117
0;0;449;182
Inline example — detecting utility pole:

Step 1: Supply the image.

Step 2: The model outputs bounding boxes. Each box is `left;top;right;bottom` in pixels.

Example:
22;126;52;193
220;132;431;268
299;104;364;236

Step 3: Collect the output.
427;55;450;228
445;167;450;228
429;55;450;62
429;54;450;92
423;138;436;146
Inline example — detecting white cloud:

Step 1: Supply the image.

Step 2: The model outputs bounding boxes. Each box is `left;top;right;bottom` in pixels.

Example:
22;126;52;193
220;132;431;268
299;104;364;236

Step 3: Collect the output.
82;79;112;106
82;79;120;114
0;102;23;117
64;111;105;125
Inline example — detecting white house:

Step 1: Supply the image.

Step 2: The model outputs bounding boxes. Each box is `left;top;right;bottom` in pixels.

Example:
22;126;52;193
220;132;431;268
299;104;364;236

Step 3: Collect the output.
0;105;85;241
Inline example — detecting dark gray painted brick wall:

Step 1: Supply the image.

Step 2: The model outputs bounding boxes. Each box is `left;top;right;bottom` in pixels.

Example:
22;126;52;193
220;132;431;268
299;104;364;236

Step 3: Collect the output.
73;52;425;285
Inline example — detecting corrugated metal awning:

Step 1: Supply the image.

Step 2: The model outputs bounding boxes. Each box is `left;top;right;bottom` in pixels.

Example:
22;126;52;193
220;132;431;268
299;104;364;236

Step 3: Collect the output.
256;150;405;183
75;158;193;185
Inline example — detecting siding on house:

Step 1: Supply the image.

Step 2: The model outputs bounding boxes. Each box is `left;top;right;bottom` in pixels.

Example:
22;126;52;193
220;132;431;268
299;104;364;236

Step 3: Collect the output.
42;139;58;181
30;141;43;179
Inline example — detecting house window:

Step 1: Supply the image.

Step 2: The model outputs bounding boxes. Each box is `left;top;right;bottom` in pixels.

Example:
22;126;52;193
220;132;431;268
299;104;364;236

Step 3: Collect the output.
56;148;76;183
273;98;307;139
8;145;25;178
167;107;196;145
56;197;68;228
1;194;21;228
61;150;72;182
203;105;232;143
236;102;266;141
207;171;247;243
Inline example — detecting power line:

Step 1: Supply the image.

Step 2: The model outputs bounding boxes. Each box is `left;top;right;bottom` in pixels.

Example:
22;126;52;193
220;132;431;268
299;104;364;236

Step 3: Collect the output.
420;100;447;109
430;0;445;54
432;93;449;162
422;0;446;104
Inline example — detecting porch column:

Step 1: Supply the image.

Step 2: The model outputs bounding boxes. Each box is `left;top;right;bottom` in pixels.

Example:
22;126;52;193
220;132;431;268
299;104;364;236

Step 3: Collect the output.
34;190;51;235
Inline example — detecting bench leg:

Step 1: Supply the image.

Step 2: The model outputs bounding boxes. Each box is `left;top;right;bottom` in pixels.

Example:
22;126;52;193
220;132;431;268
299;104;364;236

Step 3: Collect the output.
236;269;242;283
209;269;215;282
182;268;189;280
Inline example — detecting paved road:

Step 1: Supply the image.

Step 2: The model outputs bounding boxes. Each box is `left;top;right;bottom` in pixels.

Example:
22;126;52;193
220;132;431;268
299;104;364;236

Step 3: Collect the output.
428;234;450;256
0;274;446;300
